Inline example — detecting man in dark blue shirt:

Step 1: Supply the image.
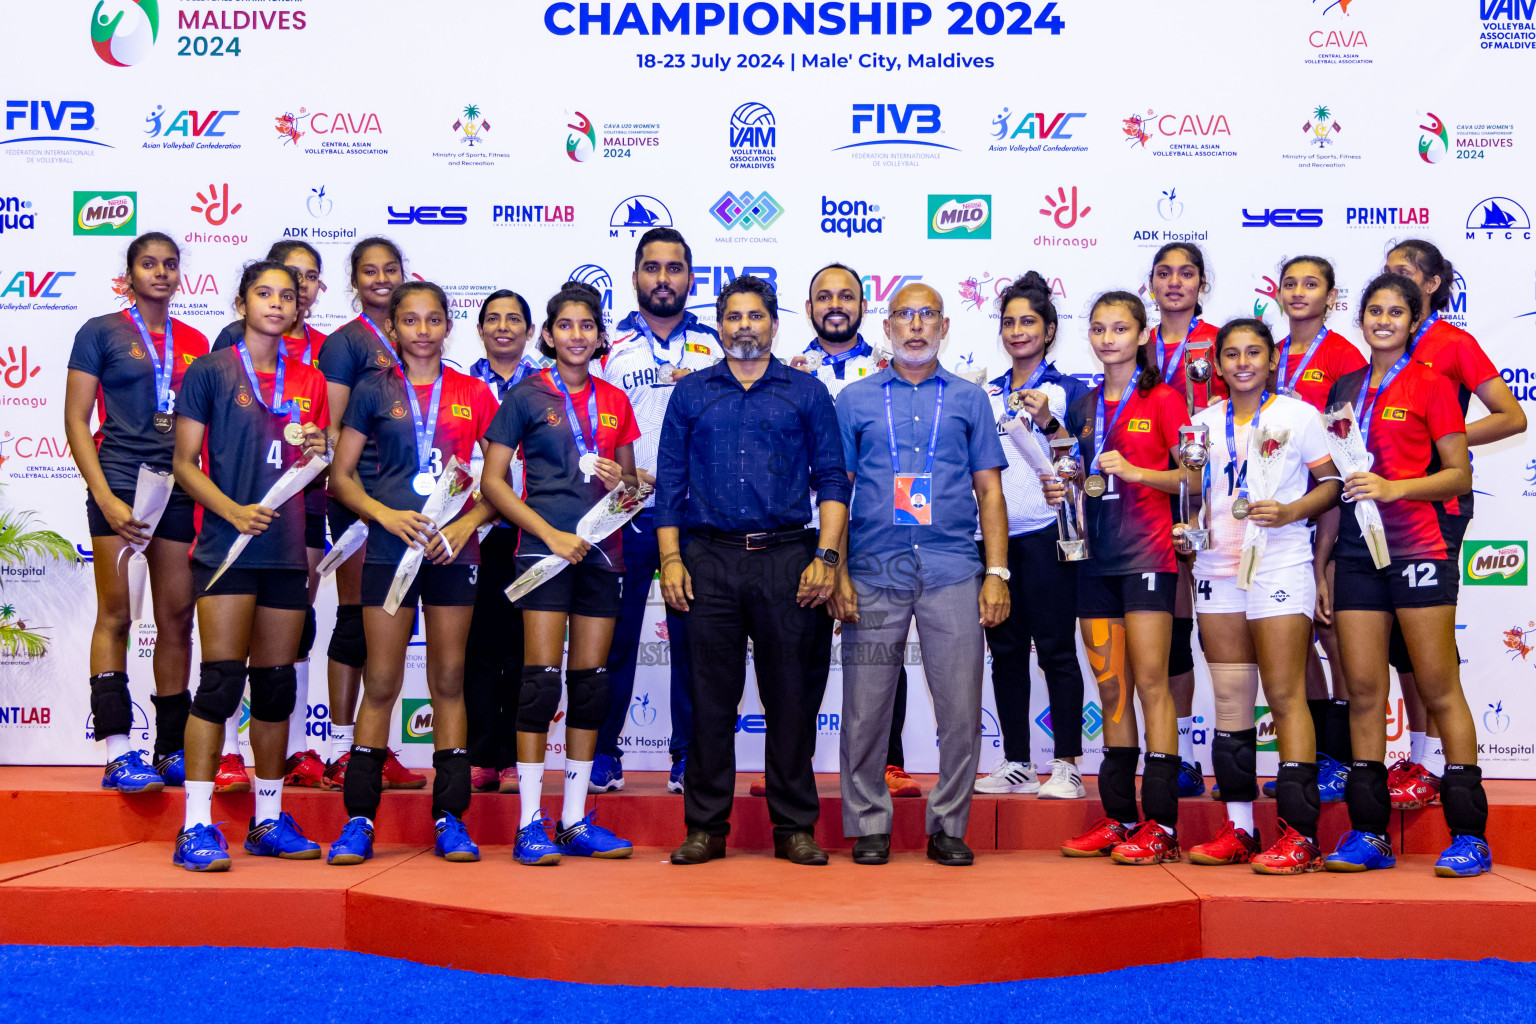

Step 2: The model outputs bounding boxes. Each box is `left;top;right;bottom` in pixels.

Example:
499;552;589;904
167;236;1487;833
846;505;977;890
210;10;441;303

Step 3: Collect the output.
655;275;850;866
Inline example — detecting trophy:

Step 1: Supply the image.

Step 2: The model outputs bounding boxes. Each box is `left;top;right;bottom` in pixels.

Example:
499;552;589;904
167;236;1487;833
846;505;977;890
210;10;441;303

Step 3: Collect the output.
1049;437;1090;562
1185;339;1214;415
1175;425;1212;553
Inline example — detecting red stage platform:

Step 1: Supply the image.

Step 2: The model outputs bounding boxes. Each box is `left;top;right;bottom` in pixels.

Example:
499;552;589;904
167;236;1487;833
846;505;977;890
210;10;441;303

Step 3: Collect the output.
2;767;1534;988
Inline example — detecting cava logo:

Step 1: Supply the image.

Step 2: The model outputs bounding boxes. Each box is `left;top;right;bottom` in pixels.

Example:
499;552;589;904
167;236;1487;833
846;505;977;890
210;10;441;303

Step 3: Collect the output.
73;192;136;235
402;698;434;743
1464;541;1528;585
928;195;991;238
91;1;159;68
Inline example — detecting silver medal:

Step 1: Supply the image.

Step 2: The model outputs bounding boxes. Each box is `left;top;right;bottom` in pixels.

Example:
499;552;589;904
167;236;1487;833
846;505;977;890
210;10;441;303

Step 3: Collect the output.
579;452;599;483
412;472;436;497
1231;497;1251;520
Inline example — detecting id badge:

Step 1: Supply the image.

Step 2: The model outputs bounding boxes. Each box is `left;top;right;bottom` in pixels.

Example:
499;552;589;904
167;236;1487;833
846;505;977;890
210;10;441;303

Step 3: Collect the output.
894;473;933;526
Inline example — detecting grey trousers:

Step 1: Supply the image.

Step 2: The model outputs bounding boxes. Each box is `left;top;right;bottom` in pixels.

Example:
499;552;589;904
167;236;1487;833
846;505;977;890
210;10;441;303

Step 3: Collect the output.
839;575;984;838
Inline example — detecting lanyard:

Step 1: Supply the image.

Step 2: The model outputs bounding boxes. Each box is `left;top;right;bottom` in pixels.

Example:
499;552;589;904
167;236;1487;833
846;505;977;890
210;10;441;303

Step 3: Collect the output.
284;323;315;366
1091;384;1134;472
1003;360;1049;419
402;370;445;478
1408;311;1440;356
236;341;298;426
808;337;872;379
359;314;400;367
883;377;945;476
632;314;682;367
1355;353;1413;451
550;368;600;462
1155;318;1201;383
127;306;174;413
1225;392;1267;497
1278;328;1328;393
476;357;536;399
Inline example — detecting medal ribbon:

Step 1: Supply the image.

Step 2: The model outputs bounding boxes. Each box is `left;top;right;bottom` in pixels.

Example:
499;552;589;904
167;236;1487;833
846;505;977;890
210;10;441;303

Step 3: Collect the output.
1225;392;1268;499
236;341;299;427
883;377;945;476
807;337;873;379
1278;328;1329;394
1154;318;1202;384
1355;352;1413;452
127;306;174;413
1003;360;1048;421
549;368;600;465
403;370;445;483
1408;311;1441;356
359;314;400;368
1090;384;1134;474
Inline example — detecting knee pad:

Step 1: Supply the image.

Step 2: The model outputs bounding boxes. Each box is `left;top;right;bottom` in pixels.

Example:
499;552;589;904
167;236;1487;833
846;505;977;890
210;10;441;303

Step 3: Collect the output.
248;665;298;723
1441;764;1488;838
327;604;367;669
1211;728;1258;803
1141;750;1181;831
149;691;192;757
431;747;471;820
343;744;387;821
515;666;563;732
1098;746;1140;824
1209;663;1260;731
1388;618;1414;674
89;671;132;738
1345;760;1391;835
564;667;610;732
190;661;248;725
297;606;318;662
1274;761;1321;837
1167;617;1195;677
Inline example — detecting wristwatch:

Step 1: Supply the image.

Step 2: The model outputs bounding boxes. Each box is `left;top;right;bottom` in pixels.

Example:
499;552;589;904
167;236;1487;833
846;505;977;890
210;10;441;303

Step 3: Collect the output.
816;547;841;567
986;566;1011;582
1041;416;1061;434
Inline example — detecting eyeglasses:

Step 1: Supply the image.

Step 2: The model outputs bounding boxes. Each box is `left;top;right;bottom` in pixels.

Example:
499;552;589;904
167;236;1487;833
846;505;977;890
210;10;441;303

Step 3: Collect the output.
890;307;941;323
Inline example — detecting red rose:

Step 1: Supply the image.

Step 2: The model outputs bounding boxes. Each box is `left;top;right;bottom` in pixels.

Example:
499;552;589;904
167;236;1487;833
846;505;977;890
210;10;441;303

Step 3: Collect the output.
1328;418;1351;439
1261;438;1281;458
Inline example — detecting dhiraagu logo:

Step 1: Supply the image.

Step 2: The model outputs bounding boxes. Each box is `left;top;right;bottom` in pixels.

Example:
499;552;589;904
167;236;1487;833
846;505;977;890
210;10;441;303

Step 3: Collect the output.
1463;540;1528;585
91;1;159;68
402;698;434;743
928;194;991;238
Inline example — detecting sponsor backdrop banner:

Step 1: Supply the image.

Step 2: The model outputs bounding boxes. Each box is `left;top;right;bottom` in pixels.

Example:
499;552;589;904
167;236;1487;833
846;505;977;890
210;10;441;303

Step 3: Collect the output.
2;0;1535;777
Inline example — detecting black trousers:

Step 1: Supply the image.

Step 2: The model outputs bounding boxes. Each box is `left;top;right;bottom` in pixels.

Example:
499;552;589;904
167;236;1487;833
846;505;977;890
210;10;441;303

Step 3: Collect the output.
684;531;824;838
464;527;525;770
981;528;1086;761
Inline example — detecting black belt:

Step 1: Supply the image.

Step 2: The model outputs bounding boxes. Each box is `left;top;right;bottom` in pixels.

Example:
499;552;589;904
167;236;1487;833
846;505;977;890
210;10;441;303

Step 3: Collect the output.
699;526;813;551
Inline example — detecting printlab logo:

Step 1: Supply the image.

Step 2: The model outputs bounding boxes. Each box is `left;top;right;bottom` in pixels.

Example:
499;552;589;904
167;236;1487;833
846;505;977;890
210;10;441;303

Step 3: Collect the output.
566;111;596;162
1039;186;1090;229
629;693;658;727
1463;540;1528;585
987;109;1086;152
402;698;433;743
568;264;613;325
1033;702;1104;741
91;0;159;67
1485;701;1512;734
1304;104;1342;147
190;183;241;226
927;194;991;238
452;103;490;146
73;191;136;235
610;195;671;238
1419;112;1451;164
728;101;775;169
709;190;783;231
1466;196;1532;240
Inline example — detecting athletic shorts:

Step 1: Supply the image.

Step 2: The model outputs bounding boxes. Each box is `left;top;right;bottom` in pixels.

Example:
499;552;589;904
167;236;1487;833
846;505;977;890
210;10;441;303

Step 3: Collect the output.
86;486;196;544
1333;556;1458;612
328;494;360;543
514;558;622;617
361;561;479;608
1078;571;1178;618
1194;563;1316;621
306;511;326;551
191;565;309;609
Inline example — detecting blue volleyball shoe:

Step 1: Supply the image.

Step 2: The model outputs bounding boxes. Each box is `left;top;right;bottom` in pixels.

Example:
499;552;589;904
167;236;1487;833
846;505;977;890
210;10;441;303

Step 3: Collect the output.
514;811;562;866
556;810;634;859
1324;830;1396;872
1435;835;1493;878
588;753;625;793
154;751;186;787
668;753;687;794
434;812;481;862
1317;754;1349;802
327;816;374;866
1178;760;1206;798
245;812;322;860
173;823;231;872
102;750;165;794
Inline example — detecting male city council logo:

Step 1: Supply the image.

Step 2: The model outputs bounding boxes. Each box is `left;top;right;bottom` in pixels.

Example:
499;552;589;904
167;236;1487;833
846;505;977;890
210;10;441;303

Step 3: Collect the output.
91;0;159;67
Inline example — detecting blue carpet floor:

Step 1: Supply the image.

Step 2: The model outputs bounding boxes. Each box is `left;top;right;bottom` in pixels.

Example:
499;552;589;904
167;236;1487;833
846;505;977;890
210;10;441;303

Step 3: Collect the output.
1;947;1532;1024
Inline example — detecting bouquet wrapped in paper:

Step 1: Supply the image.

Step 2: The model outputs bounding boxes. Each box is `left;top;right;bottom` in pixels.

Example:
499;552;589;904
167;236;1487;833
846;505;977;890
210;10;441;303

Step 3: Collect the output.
382;456;479;615
998;414;1059;479
1235;426;1292;590
206;450;331;588
1321;402;1390;569
119;464;176;622
505;483;651;604
316;519;368;578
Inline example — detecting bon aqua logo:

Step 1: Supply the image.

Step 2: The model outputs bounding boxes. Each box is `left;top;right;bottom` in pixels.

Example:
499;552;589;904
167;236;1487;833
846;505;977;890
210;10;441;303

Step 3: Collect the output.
91;1;159;68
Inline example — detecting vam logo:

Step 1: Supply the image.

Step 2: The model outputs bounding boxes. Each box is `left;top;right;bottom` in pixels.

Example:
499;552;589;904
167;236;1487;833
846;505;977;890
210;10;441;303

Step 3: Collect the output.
728;101;775;170
568;264;613;325
402;698;434;743
928;195;991;238
73;192;136;235
92;1;159;68
1463;540;1528;584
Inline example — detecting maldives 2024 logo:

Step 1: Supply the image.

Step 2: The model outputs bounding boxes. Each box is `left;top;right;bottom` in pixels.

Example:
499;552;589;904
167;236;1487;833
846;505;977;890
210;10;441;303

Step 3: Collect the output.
91;1;159;67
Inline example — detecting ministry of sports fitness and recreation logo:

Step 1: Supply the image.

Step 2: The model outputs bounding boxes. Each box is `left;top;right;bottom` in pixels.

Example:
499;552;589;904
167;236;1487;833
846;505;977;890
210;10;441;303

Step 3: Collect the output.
91;1;159;67
728;101;775;170
452;104;490;146
1304;104;1342;147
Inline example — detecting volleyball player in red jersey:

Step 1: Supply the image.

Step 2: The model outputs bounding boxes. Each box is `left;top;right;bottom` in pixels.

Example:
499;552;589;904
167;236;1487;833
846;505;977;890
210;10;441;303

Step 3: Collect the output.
169;261;331;870
1147;243;1220;797
1056;292;1192;864
1318;273;1488;877
325;282;499;865
314;238;425;791
1381;240;1526;807
211;241;331;791
65;232;209;794
1275;256;1367;796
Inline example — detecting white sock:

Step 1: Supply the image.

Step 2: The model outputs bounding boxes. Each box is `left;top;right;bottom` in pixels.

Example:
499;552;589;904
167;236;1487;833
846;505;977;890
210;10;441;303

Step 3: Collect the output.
184;780;214;830
1177;717;1195;764
1227;801;1255;836
563;759;593;827
222;713;240;757
1420;743;1446;779
1410;730;1427;763
330;724;353;762
104;734;130;761
286;661;310;756
254;776;283;824
1119;821;1139;831
517;762;544;828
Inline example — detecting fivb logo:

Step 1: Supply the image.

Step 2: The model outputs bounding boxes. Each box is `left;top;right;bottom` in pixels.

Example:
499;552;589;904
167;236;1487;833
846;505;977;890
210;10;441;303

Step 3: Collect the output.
840;103;956;150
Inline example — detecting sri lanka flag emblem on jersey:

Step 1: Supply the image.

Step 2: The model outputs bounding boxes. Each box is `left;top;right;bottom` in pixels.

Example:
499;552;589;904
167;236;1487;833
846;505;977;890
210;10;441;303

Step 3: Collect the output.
684;342;711;355
1128;418;1152;433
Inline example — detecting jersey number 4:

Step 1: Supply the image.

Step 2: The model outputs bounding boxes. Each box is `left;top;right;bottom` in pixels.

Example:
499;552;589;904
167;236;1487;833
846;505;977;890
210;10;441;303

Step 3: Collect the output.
265;440;284;468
